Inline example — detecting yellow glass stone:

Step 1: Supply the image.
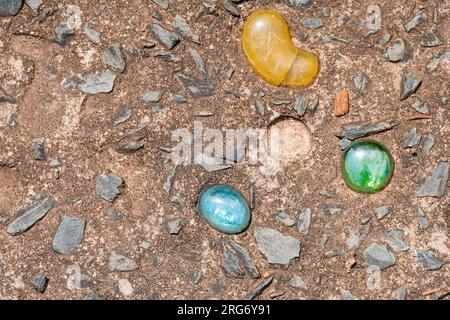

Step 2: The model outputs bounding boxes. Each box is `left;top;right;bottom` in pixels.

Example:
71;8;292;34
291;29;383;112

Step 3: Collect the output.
241;9;320;88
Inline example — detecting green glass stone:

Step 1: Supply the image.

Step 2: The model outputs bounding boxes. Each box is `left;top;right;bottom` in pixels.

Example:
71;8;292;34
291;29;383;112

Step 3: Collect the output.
341;140;394;193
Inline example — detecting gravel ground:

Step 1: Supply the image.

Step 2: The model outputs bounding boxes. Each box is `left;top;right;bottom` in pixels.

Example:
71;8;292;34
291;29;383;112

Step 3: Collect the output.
0;0;449;300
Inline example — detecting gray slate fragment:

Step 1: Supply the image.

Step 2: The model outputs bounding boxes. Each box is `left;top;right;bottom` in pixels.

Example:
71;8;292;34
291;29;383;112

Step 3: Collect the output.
427;51;450;73
383;230;409;252
188;48;207;76
378;34;391;45
319;204;345;215
115;141;144;154
354;71;369;94
148;24;180;50
178;73;215;97
103;43;126;73
7;196;55;236
420;29;443;47
173;15;200;43
400;73;421;101
172;93;186;103
151;0;169;9
275;211;296;227
383;38;408;62
417;206;428;230
337;14;351;27
52;215;85;255
297;208;311;235
254;228;301;267
221;240;260;279
392;287;407;300
376;205;392;220
422;133;434;156
403;128;421;148
410;98;430;115
417;250;443;270
30;274;48;293
163;165;177;193
0;0;23;16
404;11;427;32
142;91;163;103
0;87;15;104
166;218;188;234
416;161;449;198
63;71;116;94
302;18;323;30
55;22;74;45
347;224;371;251
288;0;312;8
243;276;273;300
31;137;46;160
341;289;358;300
363;243;396;270
288;275;307;290
25;0;40;12
294;97;308;116
339;138;351;150
84;25;101;44
95;173;124;202
337;119;398;140
113;106;132;126
223;0;240;17
108;251;138;271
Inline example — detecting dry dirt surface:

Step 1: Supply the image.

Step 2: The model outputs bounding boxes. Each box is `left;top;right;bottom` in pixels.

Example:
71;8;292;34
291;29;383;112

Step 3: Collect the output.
0;0;449;300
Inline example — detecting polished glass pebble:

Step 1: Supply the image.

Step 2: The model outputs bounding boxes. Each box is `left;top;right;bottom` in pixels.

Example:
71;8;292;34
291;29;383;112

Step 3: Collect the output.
241;9;320;88
341;140;394;193
197;184;251;234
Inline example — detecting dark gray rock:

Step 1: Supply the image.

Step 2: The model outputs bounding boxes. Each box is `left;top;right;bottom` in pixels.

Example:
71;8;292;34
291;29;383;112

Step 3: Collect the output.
421;28;443;47
417;206;428;230
95;172;124;202
337;119;398;140
31;137;46;160
148;24;180;50
417;250;443;270
142;91;163;103
108;251;138;271
400;73;421;101
275;211;296;227
84;24;101;44
422;133;434;156
113;106;132;126
363;243;396;270
7;196;55;236
297;208;311;235
404;11;427;32
178;73;215;97
427;50;450;73
30;274;48;293
271;99;291;106
63;71;116;94
319;203;345;215
378;33;391;45
410;98;430;115
383;38;409;62
154;50;180;62
302;18;323;30
188;48;207;76
221;239;260;279
392;287;407;300
375;205;392;220
403;128;421;148
243;276;273;300
354;71;369;94
151;0;169;9
254;227;300;267
288;0;312;8
360;215;371;225
106;208;122;220
347;224;371;250
103;43;126;73
223;0;240;17
115;141;144;154
383;230;409;252
173;15;199;43
0;87;15;104
166;218;188;234
55;22;74;45
294;97;308;116
163;165;177;193
52;215;85;255
0;0;23;16
172;93;186;103
416;160;449;197
288;275;307;290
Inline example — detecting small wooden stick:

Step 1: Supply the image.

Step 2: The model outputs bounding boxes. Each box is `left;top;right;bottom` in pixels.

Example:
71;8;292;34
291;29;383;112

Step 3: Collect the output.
422;287;441;296
335;89;349;117
405;114;433;121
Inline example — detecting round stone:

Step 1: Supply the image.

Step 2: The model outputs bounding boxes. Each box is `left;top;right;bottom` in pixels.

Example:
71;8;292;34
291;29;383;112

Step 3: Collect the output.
341;140;394;193
197;184;251;234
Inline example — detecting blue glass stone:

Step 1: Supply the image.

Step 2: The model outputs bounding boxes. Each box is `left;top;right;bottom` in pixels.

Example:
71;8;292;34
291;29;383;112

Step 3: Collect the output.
197;184;251;234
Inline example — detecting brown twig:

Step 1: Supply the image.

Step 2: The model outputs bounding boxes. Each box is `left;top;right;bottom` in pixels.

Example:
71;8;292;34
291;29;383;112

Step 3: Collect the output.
405;114;433;121
335;89;349;117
